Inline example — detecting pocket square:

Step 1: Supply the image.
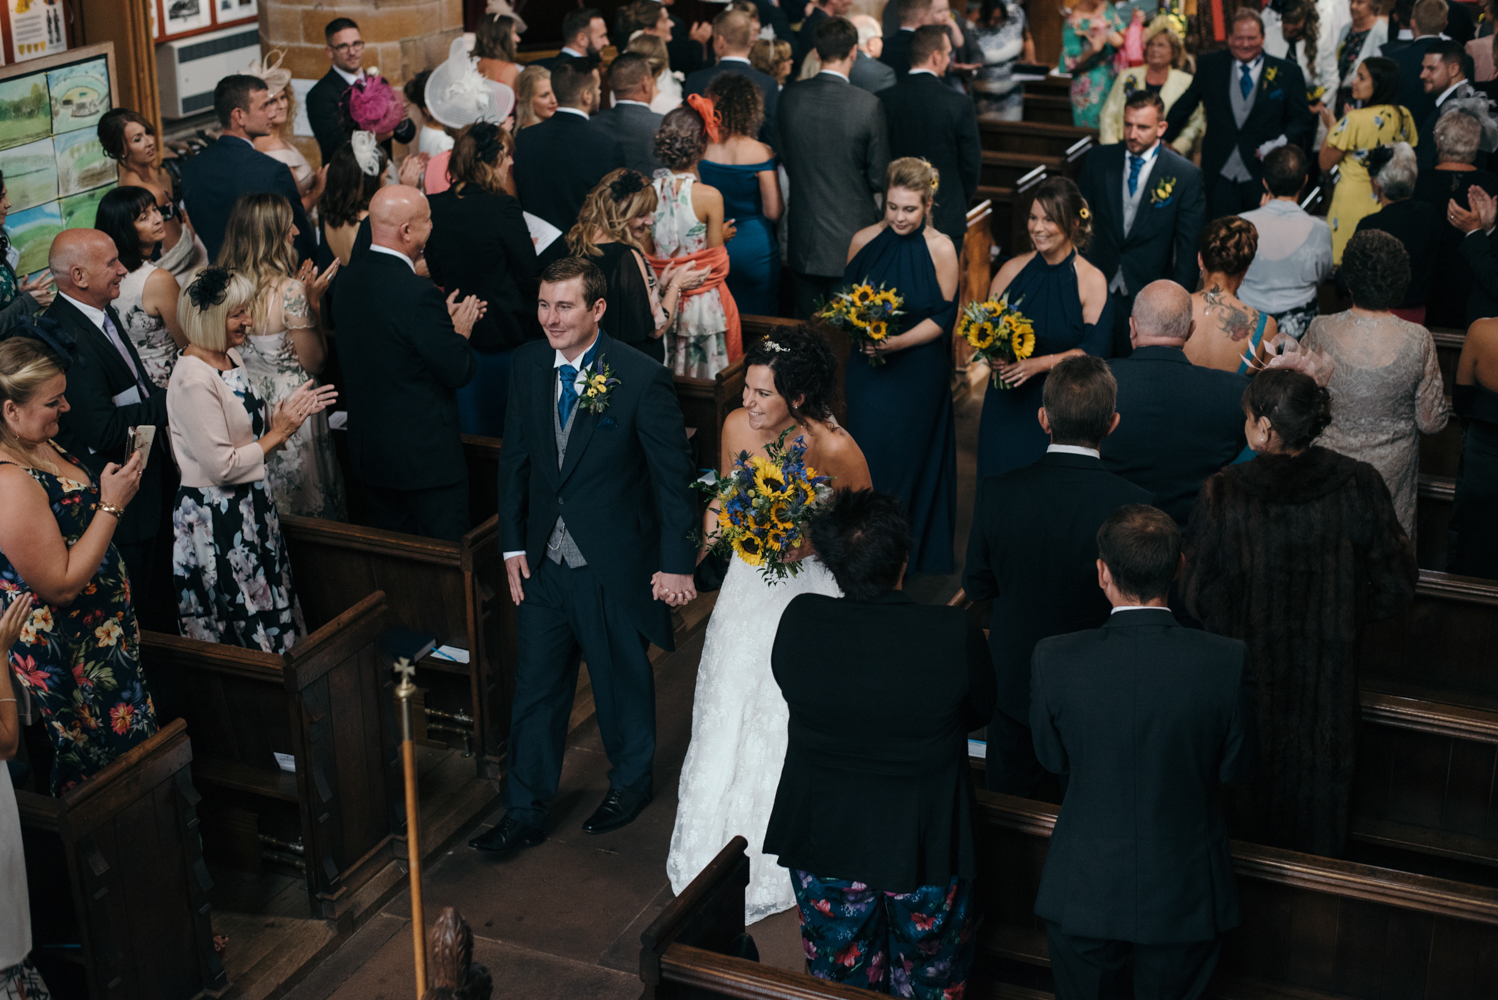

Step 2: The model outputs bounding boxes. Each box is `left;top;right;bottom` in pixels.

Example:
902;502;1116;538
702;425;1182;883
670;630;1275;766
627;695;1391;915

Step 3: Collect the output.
599;417;617;428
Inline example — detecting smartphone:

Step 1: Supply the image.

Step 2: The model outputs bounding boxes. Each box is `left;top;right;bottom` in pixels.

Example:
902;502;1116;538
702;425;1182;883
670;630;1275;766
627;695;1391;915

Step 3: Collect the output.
131;425;155;469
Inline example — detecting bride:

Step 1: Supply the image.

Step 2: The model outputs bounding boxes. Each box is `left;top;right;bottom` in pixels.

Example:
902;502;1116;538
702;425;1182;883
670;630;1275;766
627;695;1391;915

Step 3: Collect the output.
667;326;871;923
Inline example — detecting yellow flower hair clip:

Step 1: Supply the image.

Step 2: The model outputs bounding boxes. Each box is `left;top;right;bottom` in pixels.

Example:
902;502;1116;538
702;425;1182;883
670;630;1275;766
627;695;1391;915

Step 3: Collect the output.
1078;206;1091;220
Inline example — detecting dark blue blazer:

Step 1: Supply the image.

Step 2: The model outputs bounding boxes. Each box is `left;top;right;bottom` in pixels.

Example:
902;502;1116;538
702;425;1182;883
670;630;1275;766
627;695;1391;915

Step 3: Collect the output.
180;135;314;263
305;68;352;165
513;111;625;234
1077;142;1205;297
879;27;915;79
877;71;982;245
1165;51;1315;185
1032;607;1254;943
1381;35;1438;125
1103;346;1249;524
684;59;780;150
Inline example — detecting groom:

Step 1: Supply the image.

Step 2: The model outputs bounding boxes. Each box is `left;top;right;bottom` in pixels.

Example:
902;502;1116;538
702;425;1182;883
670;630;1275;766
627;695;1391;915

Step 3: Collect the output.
473;257;698;855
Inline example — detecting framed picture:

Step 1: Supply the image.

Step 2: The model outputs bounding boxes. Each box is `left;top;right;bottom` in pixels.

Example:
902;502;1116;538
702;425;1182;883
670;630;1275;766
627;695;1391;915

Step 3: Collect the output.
0;74;50;149
7;200;62;276
47;56;109;133
0;136;57;210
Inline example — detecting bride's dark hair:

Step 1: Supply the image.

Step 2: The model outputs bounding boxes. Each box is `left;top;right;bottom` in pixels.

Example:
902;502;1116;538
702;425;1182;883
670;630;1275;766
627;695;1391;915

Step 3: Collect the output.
742;325;838;421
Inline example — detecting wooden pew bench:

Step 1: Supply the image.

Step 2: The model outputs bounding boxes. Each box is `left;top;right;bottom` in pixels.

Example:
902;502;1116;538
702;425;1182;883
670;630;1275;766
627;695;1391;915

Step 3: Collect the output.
980;119;1095;170
1023;91;1075;125
19;719;226;999
141;592;402;919
1361;569;1498;702
1418;473;1455;570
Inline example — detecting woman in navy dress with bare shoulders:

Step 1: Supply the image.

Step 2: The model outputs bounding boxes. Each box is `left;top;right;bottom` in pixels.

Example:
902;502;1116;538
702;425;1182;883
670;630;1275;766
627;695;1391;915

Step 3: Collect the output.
842;158;961;575
978;178;1112;480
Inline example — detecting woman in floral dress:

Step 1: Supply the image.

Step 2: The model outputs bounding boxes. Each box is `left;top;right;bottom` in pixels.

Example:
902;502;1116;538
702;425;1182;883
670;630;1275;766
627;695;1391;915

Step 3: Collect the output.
973;0;1034;122
1060;0;1125;129
96;185;186;390
0;327;157;794
166;268;336;653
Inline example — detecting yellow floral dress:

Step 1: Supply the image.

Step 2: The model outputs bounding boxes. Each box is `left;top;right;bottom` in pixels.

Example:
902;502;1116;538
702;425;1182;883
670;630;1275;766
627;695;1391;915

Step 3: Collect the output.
1326;104;1418;264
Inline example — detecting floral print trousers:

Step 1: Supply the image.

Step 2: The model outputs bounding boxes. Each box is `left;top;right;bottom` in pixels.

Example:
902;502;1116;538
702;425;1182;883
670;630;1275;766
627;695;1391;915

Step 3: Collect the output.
790;869;977;999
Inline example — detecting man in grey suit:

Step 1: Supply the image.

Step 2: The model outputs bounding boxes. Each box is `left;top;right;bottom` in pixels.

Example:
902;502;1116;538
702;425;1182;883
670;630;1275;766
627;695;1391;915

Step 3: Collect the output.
779;16;891;318
849;13;897;92
591;52;663;176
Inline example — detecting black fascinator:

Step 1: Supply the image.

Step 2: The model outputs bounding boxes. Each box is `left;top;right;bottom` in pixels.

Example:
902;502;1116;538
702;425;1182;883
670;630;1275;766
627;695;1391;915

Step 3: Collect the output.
470;121;504;164
186;266;232;311
608;170;646;202
0;314;79;372
1363;144;1395;178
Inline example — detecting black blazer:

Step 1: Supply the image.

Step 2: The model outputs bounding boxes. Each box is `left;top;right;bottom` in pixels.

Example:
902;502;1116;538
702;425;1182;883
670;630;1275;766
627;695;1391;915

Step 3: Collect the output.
1031;607;1255;943
963;452;1152;723
794;6;829;73
1381;36;1438;124
1166;51;1315;185
667;13;709;76
1353;198;1442;307
1077;142;1205;296
513;112;626;233
877;72;982;245
1103;346;1249;525
1415;82;1479;171
179;136;315;263
496;332;696;650
1414;167;1498;329
591;101;664;176
305;68;353;165
47;296;168;546
331;251;476;491
685;60;780;150
765;591;996;892
1460;228;1498;324
880;27;915;78
425;187;541;353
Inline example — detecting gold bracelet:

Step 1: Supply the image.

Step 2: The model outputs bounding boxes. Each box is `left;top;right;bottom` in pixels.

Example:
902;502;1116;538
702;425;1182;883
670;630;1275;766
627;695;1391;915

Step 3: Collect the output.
95;502;125;519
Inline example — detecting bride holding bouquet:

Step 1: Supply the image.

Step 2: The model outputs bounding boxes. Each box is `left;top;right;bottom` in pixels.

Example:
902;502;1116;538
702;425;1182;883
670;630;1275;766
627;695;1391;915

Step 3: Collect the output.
667;326;870;923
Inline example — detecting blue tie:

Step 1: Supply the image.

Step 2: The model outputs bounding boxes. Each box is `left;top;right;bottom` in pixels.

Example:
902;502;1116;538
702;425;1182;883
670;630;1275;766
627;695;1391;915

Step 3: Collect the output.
1240;62;1254;98
1128;154;1144;196
558;365;580;426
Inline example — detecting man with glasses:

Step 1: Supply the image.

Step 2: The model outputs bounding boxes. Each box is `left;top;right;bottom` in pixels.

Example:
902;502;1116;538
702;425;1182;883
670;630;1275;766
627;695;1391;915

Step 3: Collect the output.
307;17;367;163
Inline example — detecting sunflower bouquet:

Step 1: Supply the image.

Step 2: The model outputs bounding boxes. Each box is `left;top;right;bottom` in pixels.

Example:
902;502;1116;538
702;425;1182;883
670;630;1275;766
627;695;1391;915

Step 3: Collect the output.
697;428;834;583
958;294;1037;389
814;279;905;366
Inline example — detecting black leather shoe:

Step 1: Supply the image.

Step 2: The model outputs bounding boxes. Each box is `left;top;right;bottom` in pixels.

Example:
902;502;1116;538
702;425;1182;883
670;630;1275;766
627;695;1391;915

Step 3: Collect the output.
582;781;654;834
468;816;546;854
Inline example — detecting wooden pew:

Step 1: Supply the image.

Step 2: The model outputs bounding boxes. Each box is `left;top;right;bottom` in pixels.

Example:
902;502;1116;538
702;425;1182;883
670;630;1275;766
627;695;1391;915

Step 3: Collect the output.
979;119;1096;172
981;149;1064;191
141;592;402;919
19;719;227;999
1418;473;1455;571
279;514;514;782
673;362;749;474
1421;328;1465;479
1023;91;1076;125
642;797;1498;1000
1361;569;1498;702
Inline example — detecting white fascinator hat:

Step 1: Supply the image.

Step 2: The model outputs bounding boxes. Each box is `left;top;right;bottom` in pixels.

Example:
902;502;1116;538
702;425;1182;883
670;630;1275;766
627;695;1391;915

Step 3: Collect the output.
424;36;516;129
244;48;292;93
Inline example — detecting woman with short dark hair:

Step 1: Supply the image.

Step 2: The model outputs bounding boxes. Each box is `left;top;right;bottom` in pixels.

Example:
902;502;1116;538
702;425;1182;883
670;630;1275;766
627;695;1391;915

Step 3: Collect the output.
1302;229;1449;537
95;186;186;389
1185;368;1416;857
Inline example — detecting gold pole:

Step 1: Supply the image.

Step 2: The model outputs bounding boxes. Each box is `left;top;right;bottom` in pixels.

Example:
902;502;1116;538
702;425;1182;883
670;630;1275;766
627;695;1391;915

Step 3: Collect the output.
395;658;426;997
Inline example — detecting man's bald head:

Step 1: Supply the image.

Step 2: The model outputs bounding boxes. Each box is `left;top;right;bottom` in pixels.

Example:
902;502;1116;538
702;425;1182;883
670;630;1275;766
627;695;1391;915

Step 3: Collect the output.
49;229;126;308
369;185;433;260
1130;280;1194;346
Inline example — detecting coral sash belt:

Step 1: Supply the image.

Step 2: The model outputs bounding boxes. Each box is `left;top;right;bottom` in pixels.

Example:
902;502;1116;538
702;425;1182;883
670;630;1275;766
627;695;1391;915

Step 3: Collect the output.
646;244;742;362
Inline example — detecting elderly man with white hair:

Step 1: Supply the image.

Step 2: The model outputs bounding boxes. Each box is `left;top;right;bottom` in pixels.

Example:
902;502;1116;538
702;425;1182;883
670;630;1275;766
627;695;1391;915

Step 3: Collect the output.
848;13;896;91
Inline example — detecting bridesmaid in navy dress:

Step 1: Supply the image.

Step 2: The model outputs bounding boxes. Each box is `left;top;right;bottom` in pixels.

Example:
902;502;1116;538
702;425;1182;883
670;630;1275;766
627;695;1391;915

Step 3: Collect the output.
977;177;1111;480
699;73;783;316
843;158;961;575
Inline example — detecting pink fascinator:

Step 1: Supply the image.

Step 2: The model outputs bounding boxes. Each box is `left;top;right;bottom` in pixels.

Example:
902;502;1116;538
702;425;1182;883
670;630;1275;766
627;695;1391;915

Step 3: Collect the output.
685;93;722;144
1244;333;1337;387
344;75;405;134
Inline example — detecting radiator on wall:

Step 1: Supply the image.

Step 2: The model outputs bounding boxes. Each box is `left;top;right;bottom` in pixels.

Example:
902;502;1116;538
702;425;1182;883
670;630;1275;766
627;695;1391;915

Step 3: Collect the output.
156;24;261;119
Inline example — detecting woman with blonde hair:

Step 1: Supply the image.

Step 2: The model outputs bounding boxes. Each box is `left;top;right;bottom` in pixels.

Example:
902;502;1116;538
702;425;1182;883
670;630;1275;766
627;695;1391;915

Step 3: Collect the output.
217;193;344;519
749;38;794;87
247;51;325;221
627;33;683;114
167;267;335;652
475;12;523;87
515;65;557;129
568;169;708;363
1099;19;1205;154
843;157;962;574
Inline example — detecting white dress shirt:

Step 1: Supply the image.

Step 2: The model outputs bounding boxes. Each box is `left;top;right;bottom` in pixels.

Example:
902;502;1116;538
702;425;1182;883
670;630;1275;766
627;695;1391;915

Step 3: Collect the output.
818;69;850;83
1110;605;1165;614
555;106;590;120
368;244;415;272
1046;443;1101;459
333;65;363;87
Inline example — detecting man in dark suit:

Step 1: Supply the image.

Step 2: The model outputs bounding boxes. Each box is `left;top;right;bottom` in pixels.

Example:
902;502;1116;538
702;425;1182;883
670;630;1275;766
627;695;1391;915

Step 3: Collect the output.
47;230;170;607
331;186;482;541
685;9;780;150
514;60;626;235
1416;40;1477;171
1079;92;1206;359
880;0;929;78
878;25;981;248
849;13;898;92
473;257;697;854
779;16;890;318
591;52;664;176
1381;0;1449;124
1031;505;1254;1000
767;488;995;997
537;8;610;69
1166;8;1315;219
304;17;363;165
180;76;314;263
793;0;851;72
964;357;1150;797
1103;281;1249;525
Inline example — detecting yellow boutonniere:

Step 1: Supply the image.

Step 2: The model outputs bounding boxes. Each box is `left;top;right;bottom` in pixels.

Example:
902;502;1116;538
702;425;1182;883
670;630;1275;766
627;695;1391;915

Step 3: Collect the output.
1150;175;1177;205
575;357;621;414
1264;66;1278;83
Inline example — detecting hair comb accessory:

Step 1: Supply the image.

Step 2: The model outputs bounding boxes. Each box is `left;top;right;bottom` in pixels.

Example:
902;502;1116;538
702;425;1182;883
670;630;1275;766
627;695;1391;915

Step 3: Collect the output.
187;267;233;312
763;340;788;353
1244;332;1337;386
484;0;527;32
608;170;647;201
0;315;78;372
685;92;723;144
351;131;381;176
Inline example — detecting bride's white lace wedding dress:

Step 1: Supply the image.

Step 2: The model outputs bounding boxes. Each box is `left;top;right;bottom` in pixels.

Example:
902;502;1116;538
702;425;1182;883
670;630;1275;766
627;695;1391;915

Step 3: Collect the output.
666;551;841;923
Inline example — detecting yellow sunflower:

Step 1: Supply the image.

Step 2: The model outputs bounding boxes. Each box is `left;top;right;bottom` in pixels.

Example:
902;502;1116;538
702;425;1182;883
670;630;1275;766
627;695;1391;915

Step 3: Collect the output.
848;312;870;329
868;319;889;341
753;462;791;497
852;284;876;306
769;499;794;528
874;289;899;307
1011;328;1036;360
734;533;766;566
968;322;997;350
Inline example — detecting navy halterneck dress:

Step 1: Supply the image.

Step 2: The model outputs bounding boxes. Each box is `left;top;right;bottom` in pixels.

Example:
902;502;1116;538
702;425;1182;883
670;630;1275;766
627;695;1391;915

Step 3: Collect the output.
976;249;1111;480
842;226;959;574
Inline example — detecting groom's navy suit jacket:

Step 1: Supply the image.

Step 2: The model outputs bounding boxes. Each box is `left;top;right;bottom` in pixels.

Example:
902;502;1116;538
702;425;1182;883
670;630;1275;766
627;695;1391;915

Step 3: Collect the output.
1077;142;1205;297
497;332;696;650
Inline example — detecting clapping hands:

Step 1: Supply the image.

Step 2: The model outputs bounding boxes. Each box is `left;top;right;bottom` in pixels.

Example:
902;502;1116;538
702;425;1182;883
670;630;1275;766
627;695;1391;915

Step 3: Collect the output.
447;290;487;339
399;151;431;188
1453;187;1498;235
271;379;338;437
20;269;54;309
295;258;340;301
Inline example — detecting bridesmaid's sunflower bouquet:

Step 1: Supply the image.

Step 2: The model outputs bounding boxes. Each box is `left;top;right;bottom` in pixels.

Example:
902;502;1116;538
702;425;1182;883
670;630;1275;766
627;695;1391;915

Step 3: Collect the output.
815;280;904;366
959;295;1037;389
697;429;833;583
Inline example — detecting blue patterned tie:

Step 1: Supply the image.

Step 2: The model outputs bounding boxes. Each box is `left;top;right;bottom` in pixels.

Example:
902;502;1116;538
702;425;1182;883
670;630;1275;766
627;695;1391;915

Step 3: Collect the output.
558;365;579;425
1240;62;1254;98
1128;153;1144;196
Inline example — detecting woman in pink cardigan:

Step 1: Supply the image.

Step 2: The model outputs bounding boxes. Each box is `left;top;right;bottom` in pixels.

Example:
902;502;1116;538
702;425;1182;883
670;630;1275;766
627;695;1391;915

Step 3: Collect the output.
166;267;335;652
